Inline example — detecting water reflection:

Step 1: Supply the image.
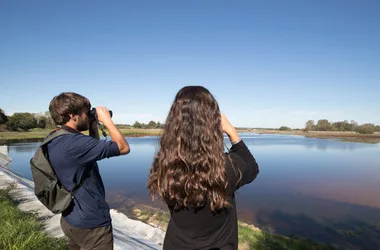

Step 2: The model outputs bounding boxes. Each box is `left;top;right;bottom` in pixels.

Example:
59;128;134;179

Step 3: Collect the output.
255;208;380;250
5;134;380;249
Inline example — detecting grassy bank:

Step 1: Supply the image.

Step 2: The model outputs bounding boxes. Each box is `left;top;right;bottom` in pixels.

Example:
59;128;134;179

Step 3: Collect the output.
129;205;336;250
247;129;380;144
0;186;67;250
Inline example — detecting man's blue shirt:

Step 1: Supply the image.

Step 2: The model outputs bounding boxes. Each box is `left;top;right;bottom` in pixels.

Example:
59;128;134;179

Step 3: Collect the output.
47;127;120;228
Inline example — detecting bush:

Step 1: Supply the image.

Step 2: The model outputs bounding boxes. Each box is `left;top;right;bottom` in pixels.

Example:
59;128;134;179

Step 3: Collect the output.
6;113;37;131
279;126;292;131
0;124;8;132
37;117;47;129
355;124;375;134
0;109;7;124
375;126;380;132
316;119;333;131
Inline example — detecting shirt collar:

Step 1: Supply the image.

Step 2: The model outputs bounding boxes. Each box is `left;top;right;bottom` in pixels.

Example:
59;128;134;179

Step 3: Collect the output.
60;125;80;134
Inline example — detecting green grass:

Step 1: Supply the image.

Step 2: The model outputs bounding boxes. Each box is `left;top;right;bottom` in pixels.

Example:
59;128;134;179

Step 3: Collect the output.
0;186;68;250
114;128;161;137
132;206;170;230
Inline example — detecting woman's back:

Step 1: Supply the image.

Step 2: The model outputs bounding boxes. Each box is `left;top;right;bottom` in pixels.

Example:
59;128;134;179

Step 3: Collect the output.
163;141;259;250
147;86;259;250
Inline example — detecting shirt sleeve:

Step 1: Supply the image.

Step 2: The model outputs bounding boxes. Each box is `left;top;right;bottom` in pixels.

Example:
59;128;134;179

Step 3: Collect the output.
68;134;120;166
225;140;259;193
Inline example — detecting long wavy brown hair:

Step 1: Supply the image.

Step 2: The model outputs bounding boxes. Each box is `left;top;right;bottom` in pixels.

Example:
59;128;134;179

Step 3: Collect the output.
148;86;229;212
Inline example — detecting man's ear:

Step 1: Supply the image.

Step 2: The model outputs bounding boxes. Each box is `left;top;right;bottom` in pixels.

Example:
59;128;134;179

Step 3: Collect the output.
69;114;77;122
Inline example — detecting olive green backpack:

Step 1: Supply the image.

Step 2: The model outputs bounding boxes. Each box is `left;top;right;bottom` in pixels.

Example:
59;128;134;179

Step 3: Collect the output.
30;129;84;214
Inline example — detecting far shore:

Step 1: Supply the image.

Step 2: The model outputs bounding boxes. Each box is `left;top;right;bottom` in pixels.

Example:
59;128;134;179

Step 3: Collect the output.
243;129;380;144
1;128;380;144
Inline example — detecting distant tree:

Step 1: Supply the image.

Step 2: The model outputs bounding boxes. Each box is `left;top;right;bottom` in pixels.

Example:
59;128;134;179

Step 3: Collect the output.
147;120;157;129
351;120;358;130
6;112;37;131
344;122;355;132
355;123;376;134
279;126;292;131
41;111;56;129
0;108;8;124
156;121;163;129
332;122;341;131
332;120;350;131
375;125;380;132
304;120;315;132
316;119;332;131
45;116;56;129
0;124;7;132
133;121;142;128
37;117;47;129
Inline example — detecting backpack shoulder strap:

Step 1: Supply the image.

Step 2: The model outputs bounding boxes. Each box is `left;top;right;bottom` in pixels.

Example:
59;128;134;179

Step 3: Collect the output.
40;129;73;147
39;128;86;195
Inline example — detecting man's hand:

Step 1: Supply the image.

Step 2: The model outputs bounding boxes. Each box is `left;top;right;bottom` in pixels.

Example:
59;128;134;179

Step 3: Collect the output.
96;106;112;126
94;106;130;155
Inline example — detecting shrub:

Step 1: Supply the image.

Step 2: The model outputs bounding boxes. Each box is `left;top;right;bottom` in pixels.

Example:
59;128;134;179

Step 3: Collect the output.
279;126;292;131
355;124;375;134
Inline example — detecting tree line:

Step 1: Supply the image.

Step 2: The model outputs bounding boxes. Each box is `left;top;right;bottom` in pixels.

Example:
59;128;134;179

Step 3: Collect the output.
1;108;379;134
0;108;164;131
304;119;380;134
0;109;55;132
131;121;164;129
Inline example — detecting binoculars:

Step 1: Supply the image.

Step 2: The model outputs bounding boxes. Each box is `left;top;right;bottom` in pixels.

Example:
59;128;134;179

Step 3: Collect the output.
88;108;113;120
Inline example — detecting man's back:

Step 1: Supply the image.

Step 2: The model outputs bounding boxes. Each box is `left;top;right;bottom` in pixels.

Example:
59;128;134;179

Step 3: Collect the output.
48;127;120;228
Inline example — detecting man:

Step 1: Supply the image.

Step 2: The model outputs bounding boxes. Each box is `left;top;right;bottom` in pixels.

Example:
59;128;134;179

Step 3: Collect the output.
48;92;130;250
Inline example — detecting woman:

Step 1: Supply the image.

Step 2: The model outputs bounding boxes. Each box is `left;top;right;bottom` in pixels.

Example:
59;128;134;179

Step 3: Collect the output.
148;86;259;250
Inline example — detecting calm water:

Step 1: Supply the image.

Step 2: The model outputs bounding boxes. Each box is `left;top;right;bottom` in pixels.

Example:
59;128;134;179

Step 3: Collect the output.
5;133;380;249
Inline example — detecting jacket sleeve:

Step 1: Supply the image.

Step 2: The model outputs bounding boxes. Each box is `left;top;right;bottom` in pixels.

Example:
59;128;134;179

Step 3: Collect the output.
226;140;259;192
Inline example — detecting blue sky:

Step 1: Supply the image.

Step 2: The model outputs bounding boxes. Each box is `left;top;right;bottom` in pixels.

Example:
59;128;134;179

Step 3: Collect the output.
1;1;379;128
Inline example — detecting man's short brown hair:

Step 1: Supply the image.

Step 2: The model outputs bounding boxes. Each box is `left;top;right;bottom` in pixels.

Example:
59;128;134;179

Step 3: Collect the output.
49;92;91;125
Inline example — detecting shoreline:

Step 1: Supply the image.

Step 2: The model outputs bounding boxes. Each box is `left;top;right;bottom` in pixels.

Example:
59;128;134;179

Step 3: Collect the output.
0;165;337;250
1;128;380;144
240;129;380;144
0;164;165;250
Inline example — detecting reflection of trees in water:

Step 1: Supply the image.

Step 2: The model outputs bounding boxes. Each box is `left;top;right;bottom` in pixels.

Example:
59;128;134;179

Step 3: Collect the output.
5;139;43;146
254;209;380;249
235;184;380;248
9;145;40;153
244;193;380;250
312;139;368;151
